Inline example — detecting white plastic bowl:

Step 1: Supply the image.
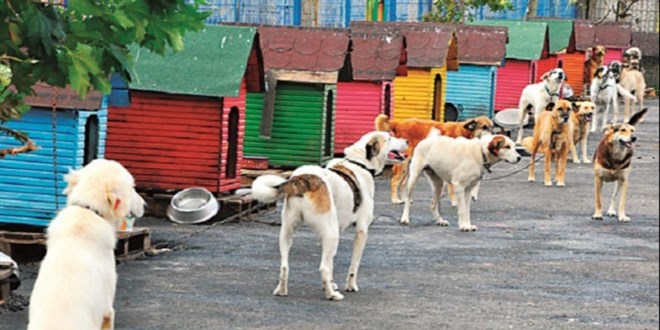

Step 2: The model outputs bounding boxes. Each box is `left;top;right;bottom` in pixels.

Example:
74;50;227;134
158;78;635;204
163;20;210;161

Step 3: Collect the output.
166;187;219;224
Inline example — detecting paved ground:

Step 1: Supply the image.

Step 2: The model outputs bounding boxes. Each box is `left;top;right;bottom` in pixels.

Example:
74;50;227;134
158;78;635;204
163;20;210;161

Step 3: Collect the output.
2;101;658;330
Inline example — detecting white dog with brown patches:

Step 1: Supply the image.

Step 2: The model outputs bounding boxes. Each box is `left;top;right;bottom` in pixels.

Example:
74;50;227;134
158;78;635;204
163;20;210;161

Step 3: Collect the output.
252;132;407;300
29;159;145;330
400;133;521;231
515;68;567;144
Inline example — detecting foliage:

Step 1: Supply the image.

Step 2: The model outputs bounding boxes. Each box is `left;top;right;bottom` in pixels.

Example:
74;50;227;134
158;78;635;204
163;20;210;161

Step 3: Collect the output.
0;0;208;156
423;0;513;23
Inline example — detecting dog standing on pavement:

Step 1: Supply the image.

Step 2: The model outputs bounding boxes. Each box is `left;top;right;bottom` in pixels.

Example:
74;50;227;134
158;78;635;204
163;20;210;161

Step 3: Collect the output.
593;108;647;222
375;114;494;205
583;45;606;93
399;133;521;231
619;66;646;122
522;100;573;187
590;66;636;132
569;101;596;164
28;159;145;330
515;68;567;144
251;131;407;300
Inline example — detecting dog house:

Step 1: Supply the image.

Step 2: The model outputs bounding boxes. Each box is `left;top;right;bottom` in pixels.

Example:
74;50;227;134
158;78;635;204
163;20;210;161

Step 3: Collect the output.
332;22;404;153
531;19;577;89
244;26;350;167
595;21;632;65
106;25;262;194
387;22;458;121
471;21;549;112
445;25;508;120
632;31;659;89
0;86;107;226
573;20;597;96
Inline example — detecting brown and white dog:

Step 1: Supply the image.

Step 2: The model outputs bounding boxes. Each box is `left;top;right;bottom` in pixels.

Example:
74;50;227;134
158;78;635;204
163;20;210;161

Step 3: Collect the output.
583;45;606;93
569;101;596;164
522;100;573;187
590;66;637;132
515;68;567;144
592;108;647;222
375;114;494;204
251;131;407;300
400;133;521;231
619;66;646;122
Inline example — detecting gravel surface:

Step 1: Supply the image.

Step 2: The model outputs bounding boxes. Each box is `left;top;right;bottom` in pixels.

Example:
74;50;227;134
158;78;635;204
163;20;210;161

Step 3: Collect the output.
2;101;658;330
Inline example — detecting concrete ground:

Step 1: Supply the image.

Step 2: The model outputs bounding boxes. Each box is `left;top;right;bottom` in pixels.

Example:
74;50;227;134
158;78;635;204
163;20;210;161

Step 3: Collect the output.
2;101;658;330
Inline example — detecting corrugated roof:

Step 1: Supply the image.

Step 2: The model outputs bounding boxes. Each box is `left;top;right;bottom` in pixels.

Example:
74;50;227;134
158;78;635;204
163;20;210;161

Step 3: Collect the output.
532;19;575;54
348;22;404;81
130;25;256;97
595;21;632;49
454;25;507;66
355;21;457;69
574;20;596;51
258;26;350;73
25;83;104;110
471;20;549;61
632;32;659;56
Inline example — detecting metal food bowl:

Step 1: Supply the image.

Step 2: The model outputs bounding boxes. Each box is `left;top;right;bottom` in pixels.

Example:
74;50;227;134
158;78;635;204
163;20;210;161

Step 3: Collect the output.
494;108;526;131
166;187;219;224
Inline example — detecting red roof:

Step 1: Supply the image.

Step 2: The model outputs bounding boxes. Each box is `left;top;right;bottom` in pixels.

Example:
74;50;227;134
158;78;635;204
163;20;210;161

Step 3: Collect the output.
349;22;404;81
257;26;350;72
595;21;632;49
454;25;508;66
574;20;596;51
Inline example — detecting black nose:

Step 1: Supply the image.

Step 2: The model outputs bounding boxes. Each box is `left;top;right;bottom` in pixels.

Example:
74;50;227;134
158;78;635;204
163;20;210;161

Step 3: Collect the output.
631;136;637;143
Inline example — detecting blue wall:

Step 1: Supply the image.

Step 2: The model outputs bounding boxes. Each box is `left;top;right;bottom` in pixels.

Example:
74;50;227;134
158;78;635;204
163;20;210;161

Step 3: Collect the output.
472;0;577;20
0;98;108;226
446;65;498;120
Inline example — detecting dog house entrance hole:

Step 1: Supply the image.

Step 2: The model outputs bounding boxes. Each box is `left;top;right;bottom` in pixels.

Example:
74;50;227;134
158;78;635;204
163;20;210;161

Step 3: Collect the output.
83;115;99;165
226;107;239;179
324;90;334;157
383;84;392;117
432;74;443;121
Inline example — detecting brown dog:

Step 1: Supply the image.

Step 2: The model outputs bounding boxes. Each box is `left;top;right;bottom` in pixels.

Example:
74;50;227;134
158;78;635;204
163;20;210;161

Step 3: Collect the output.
593;108;647;222
375;114;494;204
583;45;606;95
569;101;596;164
522;100;573;186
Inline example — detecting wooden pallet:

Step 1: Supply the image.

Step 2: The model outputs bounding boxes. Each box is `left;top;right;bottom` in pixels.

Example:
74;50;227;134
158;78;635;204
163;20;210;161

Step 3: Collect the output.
0;227;152;263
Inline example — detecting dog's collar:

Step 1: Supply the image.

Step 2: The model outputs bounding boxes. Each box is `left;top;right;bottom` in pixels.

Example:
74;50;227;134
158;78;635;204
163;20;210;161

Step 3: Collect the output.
544;85;559;98
346;159;378;177
71;202;104;218
482;151;493;174
599;83;613;90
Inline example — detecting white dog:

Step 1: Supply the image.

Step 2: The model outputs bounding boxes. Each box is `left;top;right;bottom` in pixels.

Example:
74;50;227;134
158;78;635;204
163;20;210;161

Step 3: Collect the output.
515;68;567;144
251;131;407;300
590;66;636;132
29;159;145;330
400;133;521;231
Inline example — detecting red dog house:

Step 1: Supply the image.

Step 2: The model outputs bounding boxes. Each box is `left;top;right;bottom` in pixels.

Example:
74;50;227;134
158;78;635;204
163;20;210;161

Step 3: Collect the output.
106;25;263;194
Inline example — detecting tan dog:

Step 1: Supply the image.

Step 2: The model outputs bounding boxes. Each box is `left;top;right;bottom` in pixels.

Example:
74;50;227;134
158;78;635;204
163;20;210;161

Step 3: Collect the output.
29;159;145;330
583;45;606;94
619;67;646;122
375;114;494;204
251;131;408;300
522;100;573;186
593;108;647;222
569;101;596;164
400;134;521;231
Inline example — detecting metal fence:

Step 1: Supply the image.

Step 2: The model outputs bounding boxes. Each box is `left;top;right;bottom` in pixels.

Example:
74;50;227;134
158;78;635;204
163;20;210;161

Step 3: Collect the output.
588;0;659;32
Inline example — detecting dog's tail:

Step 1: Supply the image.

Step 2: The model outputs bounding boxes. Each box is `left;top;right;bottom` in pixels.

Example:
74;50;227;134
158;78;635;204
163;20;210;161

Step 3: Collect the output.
251;174;326;204
375;114;391;132
616;84;637;101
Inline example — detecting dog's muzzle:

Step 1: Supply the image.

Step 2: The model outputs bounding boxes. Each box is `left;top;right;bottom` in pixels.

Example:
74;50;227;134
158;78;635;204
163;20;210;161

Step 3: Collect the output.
584;113;593;122
619;137;635;148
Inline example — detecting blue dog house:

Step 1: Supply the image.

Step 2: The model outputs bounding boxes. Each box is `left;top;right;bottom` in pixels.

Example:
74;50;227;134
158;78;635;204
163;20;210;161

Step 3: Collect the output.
0;85;107;226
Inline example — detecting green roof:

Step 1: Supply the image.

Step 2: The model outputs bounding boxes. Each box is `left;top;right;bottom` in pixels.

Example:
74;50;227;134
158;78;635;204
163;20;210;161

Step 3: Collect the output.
471;20;548;61
534;19;573;54
130;25;256;97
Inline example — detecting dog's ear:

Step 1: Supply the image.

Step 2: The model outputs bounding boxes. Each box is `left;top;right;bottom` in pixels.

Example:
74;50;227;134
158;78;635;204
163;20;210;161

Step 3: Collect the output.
106;189;123;216
628;108;648;127
540;71;551;81
545;102;556;111
463;119;477;131
571;102;581;112
365;136;381;160
63;168;80;195
488;136;506;156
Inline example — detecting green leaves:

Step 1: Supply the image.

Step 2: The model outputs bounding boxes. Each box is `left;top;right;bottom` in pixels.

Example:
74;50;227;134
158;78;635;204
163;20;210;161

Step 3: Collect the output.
424;0;514;23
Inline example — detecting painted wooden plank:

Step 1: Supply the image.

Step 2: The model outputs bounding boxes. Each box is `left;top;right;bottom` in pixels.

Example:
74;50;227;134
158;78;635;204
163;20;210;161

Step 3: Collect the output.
335;81;383;153
494;60;533;111
446;65;497;120
534;56;559;82
560;52;586;96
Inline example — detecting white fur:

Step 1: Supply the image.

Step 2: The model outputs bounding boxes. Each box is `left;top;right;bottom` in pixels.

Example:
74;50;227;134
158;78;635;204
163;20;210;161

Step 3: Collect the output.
400;134;521;231
28;159;145;330
251;131;407;300
515;68;567;144
590;66;637;132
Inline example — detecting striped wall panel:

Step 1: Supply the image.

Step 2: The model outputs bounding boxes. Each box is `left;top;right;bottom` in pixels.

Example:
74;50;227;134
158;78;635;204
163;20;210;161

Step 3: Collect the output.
393;67;446;120
335;81;384;153
106;87;246;194
604;48;624;65
244;82;335;167
446;65;497;120
494;60;533;111
534;56;559;82
0;101;109;226
560;52;587;97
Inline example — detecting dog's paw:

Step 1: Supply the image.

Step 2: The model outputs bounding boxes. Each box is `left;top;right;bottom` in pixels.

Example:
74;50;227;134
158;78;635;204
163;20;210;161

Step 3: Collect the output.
399;217;410;225
592;213;603;221
345;284;359;292
273;286;288;297
618;215;631;222
528;177;535;182
391;198;404;205
606;210;617;218
327;291;345;301
544;181;553;187
436;218;449;226
572;158;581;164
583;158;592;164
459;225;477;232
556;181;565;187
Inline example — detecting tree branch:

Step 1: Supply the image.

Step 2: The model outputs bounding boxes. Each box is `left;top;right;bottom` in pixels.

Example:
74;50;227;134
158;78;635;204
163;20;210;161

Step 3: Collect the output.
0;125;39;158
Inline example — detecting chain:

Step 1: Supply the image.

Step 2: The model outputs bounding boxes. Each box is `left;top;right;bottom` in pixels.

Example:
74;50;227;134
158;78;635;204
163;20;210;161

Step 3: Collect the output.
51;87;59;209
483;155;545;181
